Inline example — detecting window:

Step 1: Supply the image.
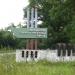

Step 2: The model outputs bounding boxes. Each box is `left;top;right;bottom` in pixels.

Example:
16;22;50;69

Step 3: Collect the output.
67;50;71;56
26;51;29;58
31;51;33;58
58;50;61;56
35;51;38;58
22;51;24;57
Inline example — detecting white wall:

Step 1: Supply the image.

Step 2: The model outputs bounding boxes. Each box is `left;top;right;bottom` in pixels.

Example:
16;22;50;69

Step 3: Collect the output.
16;49;75;62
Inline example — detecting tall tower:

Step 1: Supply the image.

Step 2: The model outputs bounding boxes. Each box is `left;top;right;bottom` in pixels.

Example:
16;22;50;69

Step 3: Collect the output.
24;7;38;50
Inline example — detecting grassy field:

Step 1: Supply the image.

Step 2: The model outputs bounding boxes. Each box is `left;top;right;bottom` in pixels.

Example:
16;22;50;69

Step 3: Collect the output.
0;52;75;75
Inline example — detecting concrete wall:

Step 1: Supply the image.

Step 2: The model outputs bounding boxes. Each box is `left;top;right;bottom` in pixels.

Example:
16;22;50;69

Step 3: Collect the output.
16;49;75;62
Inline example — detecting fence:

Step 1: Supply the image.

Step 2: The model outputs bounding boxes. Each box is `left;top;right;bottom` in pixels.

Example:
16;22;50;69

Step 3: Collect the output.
16;49;75;62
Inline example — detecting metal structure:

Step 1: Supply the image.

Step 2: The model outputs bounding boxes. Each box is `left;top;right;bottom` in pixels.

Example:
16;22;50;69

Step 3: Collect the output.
23;7;47;50
26;7;38;28
26;7;38;50
11;7;47;50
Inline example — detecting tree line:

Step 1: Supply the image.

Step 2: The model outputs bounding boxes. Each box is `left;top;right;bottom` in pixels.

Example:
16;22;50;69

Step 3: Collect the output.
0;0;75;49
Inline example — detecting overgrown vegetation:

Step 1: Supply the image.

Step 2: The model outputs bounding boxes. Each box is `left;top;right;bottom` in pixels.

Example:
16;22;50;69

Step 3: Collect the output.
0;29;26;50
0;53;75;75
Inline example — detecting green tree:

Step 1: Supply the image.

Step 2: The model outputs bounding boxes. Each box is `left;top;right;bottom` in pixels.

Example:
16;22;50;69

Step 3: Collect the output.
0;30;17;48
27;0;73;48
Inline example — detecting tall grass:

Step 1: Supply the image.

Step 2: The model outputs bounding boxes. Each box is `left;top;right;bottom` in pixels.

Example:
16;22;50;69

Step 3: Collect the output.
0;47;15;53
0;52;75;75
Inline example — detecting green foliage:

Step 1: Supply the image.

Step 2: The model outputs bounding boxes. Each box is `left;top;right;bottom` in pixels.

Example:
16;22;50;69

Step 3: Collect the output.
1;0;75;49
0;29;26;49
28;0;75;48
0;22;28;50
0;30;16;48
0;53;75;75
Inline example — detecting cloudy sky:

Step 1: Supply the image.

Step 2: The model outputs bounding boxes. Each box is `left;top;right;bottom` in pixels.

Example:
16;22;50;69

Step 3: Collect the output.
0;0;29;29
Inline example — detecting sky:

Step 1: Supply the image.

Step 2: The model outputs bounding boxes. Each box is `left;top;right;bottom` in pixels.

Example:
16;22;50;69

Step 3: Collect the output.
0;0;29;29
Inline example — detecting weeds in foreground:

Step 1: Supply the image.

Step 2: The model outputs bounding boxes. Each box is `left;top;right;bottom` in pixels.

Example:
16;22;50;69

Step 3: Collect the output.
0;53;75;75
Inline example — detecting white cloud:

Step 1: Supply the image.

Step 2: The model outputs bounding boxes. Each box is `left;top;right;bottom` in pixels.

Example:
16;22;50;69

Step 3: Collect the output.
0;0;29;29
